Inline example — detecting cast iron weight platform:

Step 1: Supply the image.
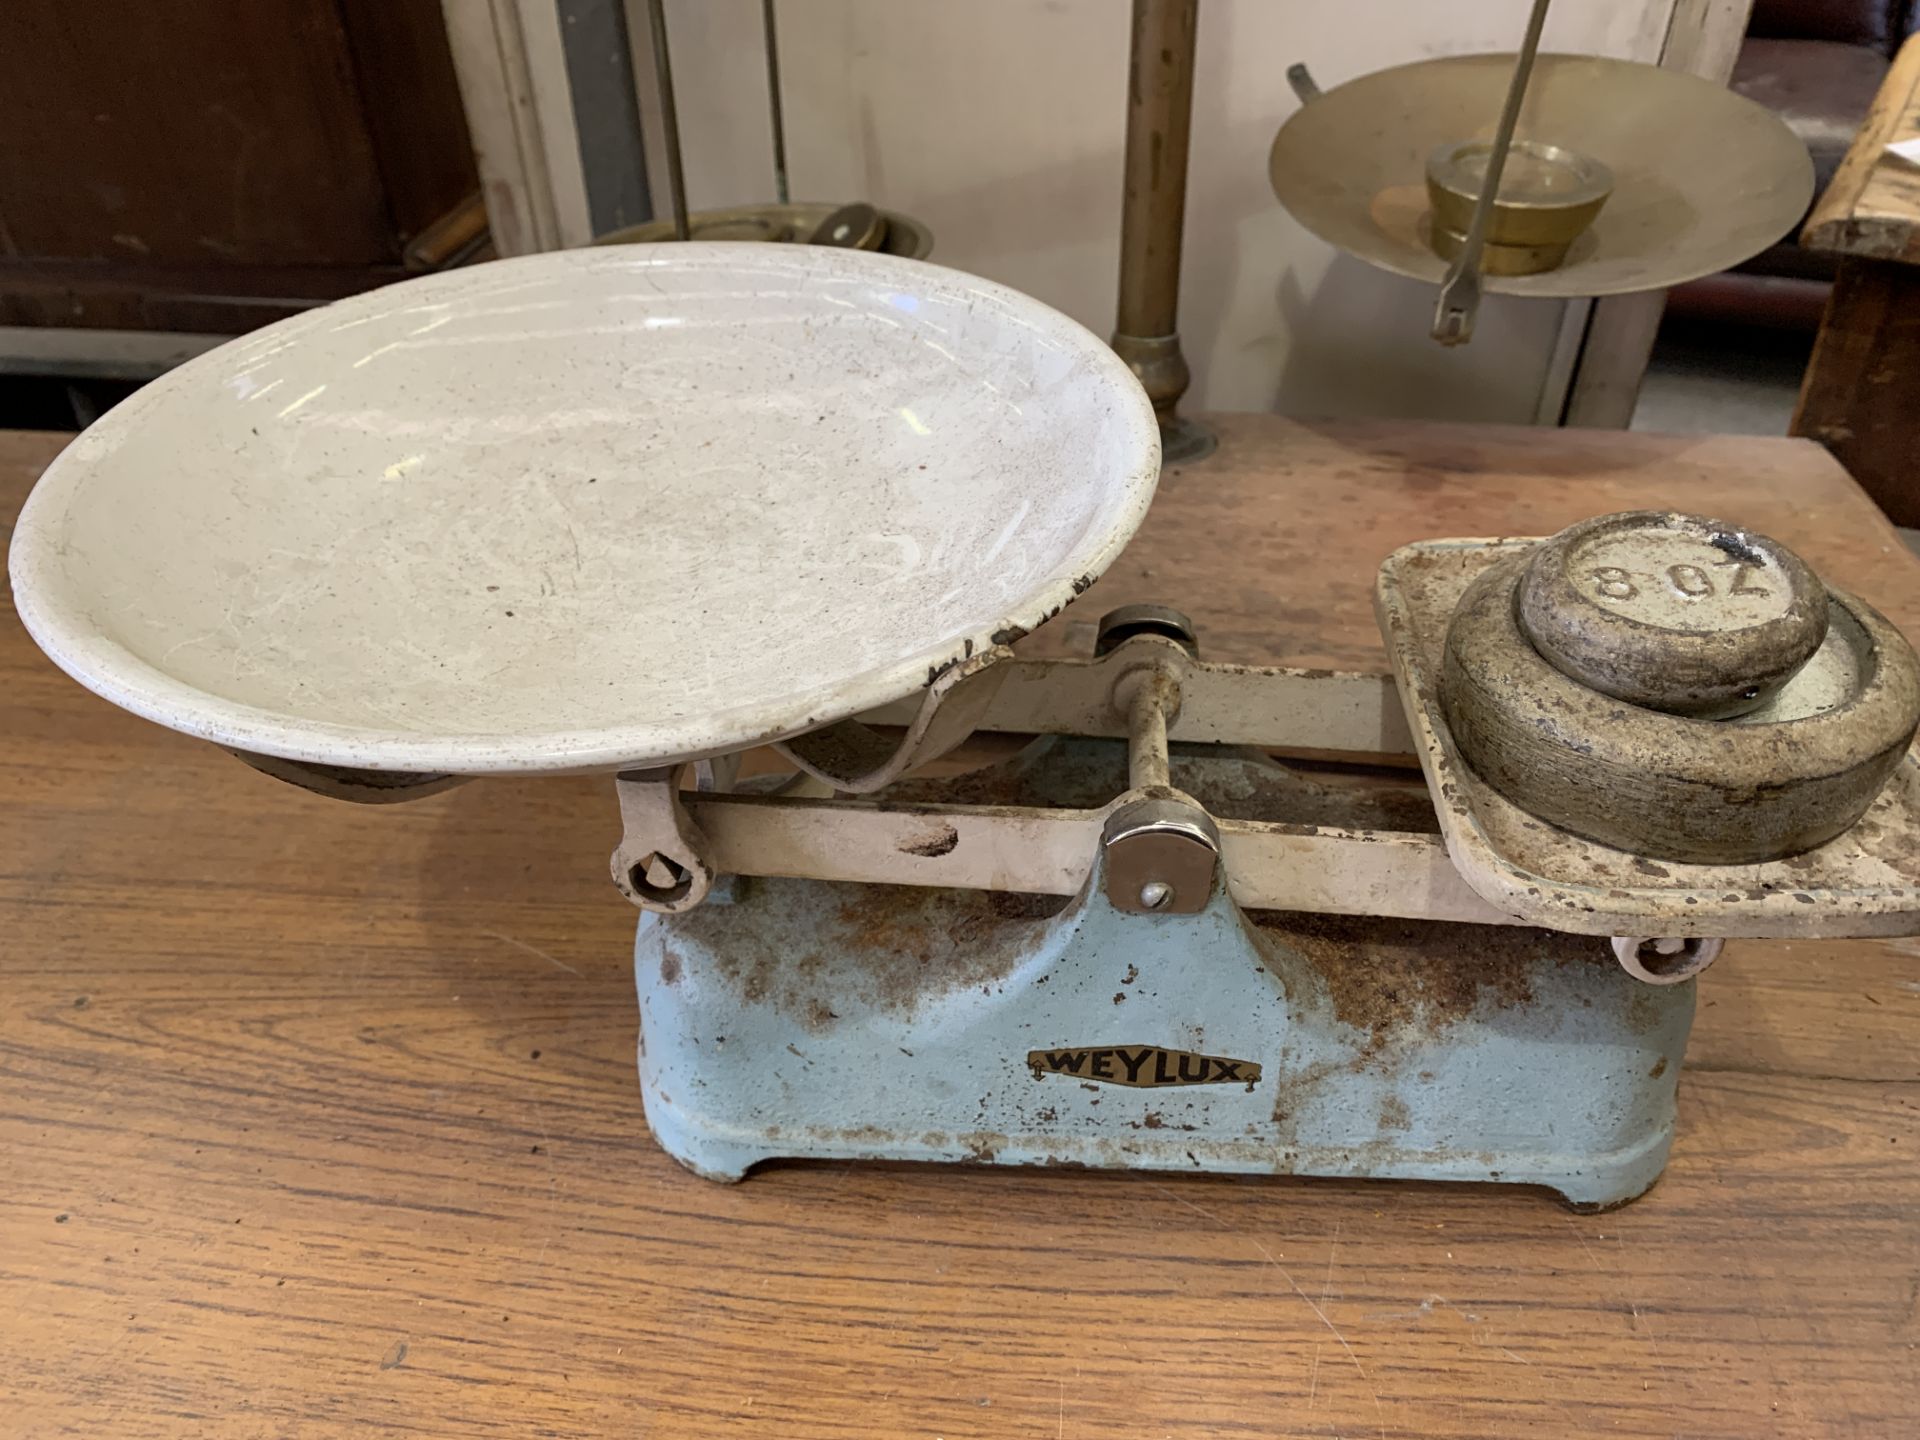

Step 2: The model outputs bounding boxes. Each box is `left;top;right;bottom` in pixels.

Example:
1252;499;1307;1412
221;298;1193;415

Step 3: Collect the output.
10;248;1920;1210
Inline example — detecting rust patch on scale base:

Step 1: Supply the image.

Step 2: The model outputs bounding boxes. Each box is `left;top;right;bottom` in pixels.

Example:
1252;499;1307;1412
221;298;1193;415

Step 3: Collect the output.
1248;911;1610;1049
697;882;1068;1028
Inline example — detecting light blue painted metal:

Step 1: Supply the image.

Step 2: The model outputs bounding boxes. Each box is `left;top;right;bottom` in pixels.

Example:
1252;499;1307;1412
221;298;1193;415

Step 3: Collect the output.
634;745;1693;1208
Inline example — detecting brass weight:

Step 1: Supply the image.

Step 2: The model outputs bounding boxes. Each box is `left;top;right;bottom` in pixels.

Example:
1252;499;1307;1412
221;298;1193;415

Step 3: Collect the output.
1423;138;1613;277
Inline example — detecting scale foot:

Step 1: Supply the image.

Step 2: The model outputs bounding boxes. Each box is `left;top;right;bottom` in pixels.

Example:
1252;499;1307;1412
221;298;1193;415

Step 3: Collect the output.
640;1083;766;1183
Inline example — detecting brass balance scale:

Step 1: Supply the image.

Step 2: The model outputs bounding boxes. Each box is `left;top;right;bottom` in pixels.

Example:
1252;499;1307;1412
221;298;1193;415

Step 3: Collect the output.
1267;0;1813;346
9;3;1885;1210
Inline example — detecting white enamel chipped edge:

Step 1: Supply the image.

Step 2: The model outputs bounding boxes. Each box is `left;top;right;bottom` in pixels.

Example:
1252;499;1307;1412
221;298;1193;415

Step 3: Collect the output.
7;247;1162;776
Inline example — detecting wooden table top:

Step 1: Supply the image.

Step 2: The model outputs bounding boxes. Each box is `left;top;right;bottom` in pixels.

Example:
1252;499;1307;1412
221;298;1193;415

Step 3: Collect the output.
5;416;1919;1439
1804;33;1920;262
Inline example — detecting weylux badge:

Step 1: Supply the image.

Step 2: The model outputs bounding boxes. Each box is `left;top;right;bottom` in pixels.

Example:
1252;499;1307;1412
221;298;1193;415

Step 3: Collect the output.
1027;1044;1261;1089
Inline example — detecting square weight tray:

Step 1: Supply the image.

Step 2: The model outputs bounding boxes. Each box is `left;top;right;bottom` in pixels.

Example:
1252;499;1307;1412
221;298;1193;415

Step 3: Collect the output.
1375;538;1920;939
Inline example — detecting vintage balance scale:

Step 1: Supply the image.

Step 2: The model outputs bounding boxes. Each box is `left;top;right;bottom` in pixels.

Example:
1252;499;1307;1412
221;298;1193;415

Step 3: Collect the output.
8;12;1904;1211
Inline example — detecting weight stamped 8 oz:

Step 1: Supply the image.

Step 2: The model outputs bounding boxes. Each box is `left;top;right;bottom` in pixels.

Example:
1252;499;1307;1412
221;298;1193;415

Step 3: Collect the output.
1517;511;1828;718
1440;513;1920;864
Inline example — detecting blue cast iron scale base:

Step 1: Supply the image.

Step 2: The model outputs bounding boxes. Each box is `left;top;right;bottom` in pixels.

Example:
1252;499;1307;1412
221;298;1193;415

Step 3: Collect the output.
633;739;1692;1209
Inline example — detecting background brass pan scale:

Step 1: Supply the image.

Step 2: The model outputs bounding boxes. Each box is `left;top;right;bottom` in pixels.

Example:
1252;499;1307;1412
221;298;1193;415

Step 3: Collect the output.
1269;53;1815;302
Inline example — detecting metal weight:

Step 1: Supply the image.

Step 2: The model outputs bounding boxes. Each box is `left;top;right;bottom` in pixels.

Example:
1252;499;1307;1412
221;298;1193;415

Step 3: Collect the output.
1439;519;1920;864
1516;511;1828;718
1424;139;1614;278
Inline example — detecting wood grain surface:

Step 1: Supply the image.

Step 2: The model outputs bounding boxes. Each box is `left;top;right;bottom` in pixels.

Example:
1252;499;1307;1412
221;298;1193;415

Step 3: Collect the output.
1031;414;1920;667
1802;33;1920;263
1792;255;1920;527
5;419;1920;1439
0;0;474;333
1795;34;1920;524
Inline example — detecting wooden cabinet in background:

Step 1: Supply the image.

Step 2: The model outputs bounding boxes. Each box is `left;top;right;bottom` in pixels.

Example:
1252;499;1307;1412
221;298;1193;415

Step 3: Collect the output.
0;0;479;336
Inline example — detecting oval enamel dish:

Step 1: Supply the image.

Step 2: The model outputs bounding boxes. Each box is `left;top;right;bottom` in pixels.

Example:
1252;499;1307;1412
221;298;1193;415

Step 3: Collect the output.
9;246;1160;774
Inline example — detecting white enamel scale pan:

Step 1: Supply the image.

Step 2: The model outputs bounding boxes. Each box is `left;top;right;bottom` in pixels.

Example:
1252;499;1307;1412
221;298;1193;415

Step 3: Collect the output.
8;247;1159;775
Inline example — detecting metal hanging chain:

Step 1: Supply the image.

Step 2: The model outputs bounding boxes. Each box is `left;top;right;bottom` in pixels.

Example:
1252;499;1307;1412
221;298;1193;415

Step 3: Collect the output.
1431;0;1553;345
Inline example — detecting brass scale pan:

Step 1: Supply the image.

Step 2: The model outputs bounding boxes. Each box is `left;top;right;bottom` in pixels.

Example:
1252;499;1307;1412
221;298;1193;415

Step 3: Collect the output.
1269;52;1815;299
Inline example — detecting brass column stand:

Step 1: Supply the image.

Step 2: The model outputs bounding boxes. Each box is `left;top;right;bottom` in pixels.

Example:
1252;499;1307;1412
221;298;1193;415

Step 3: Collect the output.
1111;0;1215;463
